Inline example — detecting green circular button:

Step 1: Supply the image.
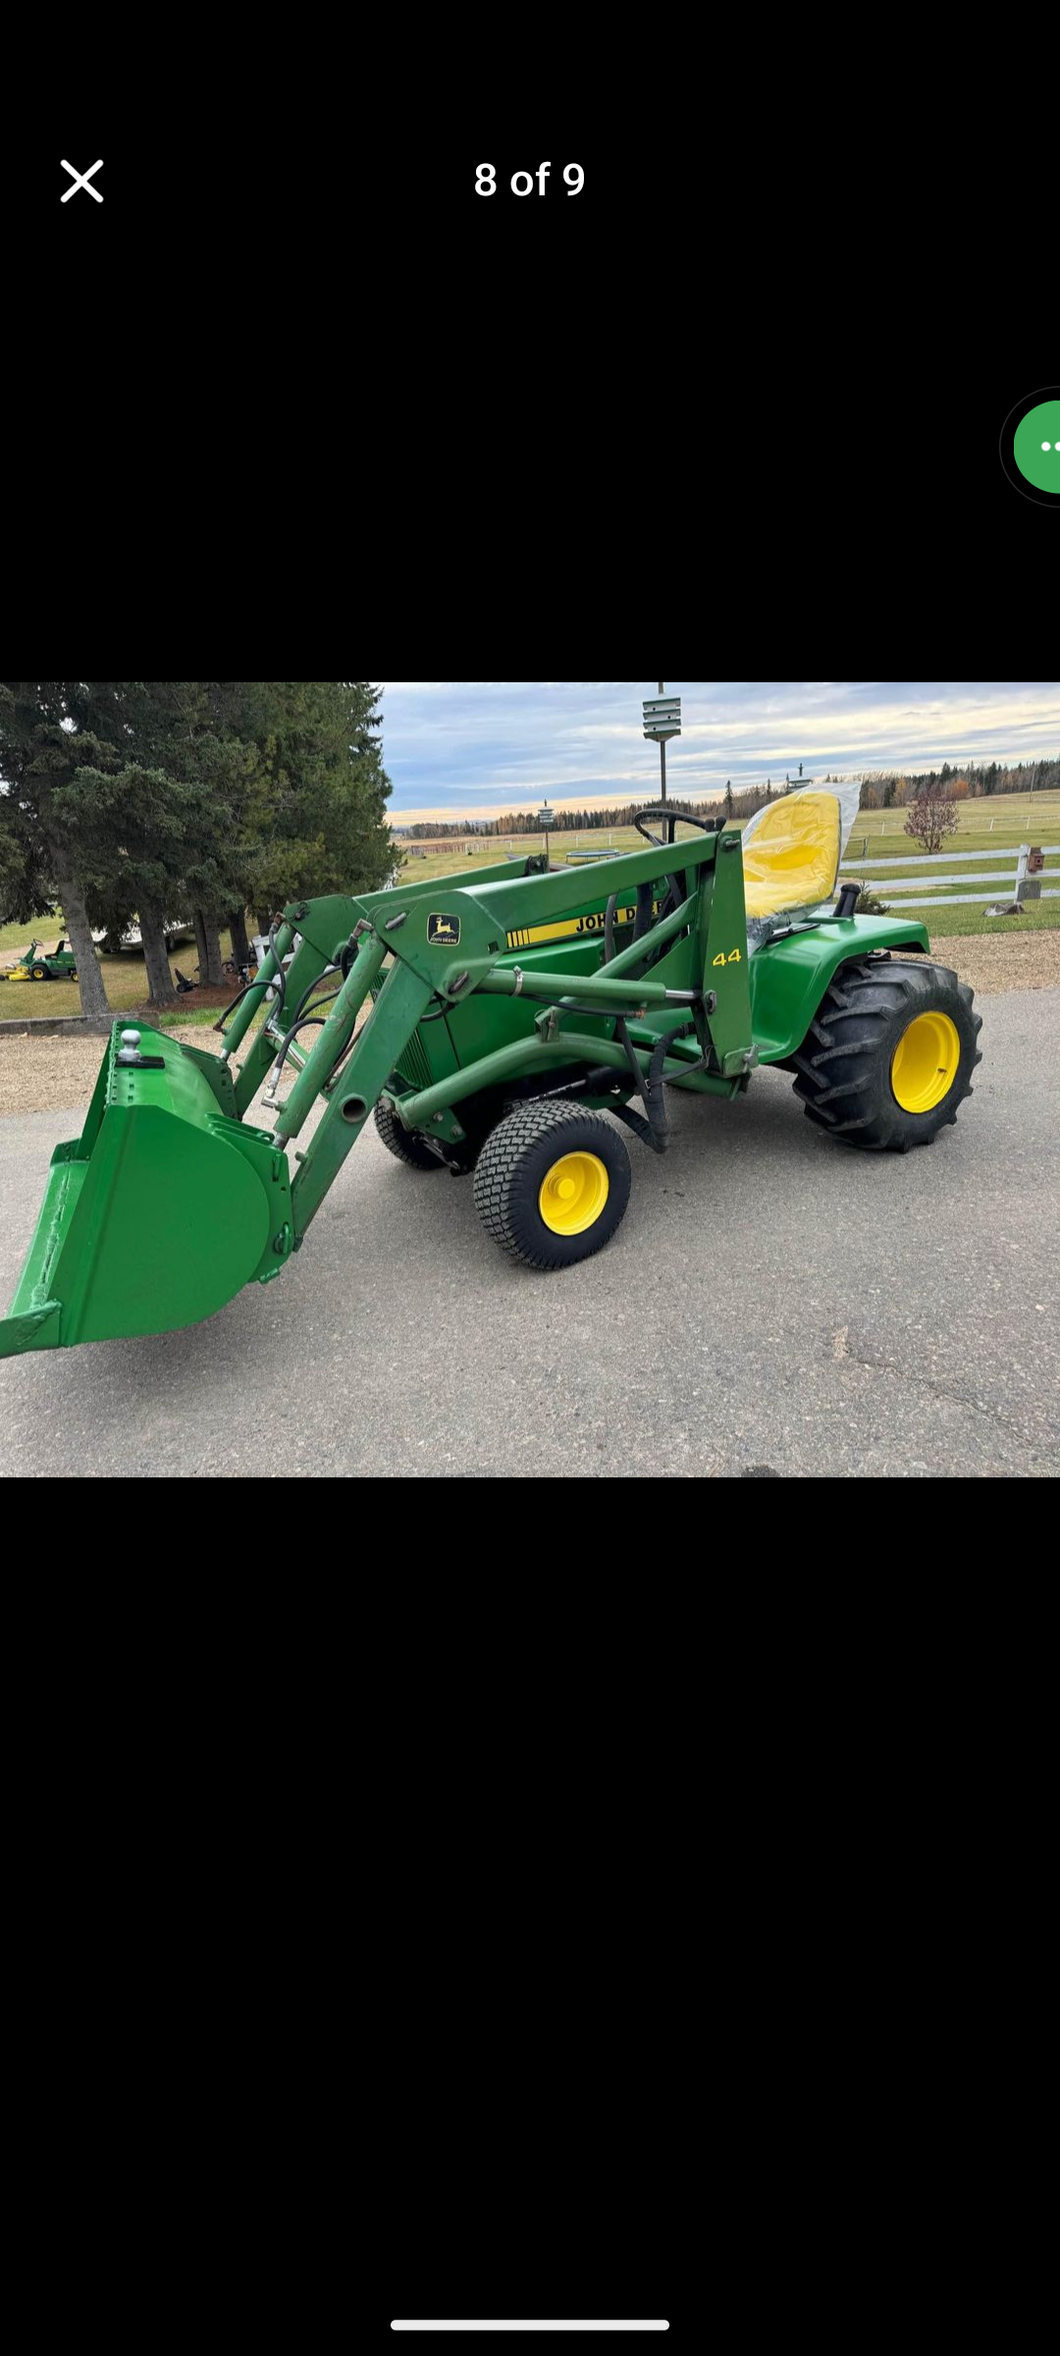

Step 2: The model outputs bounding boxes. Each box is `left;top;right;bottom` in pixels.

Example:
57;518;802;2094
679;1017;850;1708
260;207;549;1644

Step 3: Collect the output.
1014;399;1060;492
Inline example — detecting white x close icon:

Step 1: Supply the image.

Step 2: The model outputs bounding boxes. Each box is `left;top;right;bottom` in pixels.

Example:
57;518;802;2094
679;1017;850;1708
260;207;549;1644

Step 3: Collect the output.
61;160;104;203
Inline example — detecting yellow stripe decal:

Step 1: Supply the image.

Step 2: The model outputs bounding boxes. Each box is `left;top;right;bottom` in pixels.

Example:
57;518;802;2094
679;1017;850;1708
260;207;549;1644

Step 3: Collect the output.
505;905;648;952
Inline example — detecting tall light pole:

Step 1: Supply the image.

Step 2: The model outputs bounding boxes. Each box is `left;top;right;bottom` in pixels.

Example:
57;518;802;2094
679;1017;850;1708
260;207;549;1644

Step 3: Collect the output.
642;686;681;806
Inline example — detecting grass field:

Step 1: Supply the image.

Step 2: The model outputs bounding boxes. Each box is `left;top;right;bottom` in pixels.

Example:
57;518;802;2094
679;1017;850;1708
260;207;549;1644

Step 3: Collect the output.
397;790;1060;873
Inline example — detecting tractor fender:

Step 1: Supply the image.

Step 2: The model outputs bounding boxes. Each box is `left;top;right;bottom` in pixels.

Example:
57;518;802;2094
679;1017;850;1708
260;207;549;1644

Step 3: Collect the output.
749;916;931;1064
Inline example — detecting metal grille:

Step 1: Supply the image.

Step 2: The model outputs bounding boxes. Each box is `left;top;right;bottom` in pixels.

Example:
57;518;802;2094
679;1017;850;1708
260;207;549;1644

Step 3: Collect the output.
395;1026;433;1091
365;975;436;1091
367;980;435;1090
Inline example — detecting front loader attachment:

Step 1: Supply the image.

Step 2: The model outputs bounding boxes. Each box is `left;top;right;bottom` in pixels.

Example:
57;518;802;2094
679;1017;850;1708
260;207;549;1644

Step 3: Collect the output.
0;1023;293;1360
0;837;743;1359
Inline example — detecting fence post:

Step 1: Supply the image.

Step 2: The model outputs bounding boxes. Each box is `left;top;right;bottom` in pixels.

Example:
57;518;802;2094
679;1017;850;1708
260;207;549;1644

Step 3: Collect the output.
1016;843;1043;905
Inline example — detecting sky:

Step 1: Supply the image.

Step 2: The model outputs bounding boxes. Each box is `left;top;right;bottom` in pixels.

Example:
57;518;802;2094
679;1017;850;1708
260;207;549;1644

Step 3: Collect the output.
378;682;1060;823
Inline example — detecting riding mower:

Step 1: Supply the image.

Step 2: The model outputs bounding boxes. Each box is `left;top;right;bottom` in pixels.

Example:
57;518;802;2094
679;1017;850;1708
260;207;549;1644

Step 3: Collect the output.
0;937;78;982
0;788;982;1359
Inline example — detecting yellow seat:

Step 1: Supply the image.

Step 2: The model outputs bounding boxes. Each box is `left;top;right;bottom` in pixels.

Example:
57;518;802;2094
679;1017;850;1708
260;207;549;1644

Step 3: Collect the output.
741;791;842;919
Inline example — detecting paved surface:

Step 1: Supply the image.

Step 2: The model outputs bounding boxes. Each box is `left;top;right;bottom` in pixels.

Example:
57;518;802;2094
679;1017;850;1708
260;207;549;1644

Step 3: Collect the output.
1;987;1057;1477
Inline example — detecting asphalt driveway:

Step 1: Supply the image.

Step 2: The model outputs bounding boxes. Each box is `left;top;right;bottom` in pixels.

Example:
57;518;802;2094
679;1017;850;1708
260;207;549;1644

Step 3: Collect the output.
1;988;1057;1476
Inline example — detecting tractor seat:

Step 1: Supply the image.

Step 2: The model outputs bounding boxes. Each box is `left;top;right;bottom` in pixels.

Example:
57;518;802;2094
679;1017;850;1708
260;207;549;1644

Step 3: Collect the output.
741;791;843;920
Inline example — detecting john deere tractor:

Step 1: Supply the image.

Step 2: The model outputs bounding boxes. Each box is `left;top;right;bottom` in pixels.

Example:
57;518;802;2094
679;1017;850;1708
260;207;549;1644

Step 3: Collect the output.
1;937;78;983
0;789;982;1360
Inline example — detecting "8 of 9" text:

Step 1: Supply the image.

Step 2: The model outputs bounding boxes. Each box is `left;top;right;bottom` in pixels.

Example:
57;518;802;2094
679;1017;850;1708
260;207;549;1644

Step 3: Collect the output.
475;164;584;197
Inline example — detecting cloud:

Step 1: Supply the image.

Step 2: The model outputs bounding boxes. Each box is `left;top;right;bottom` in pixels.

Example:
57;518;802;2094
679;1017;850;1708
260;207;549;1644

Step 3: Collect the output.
377;682;1060;820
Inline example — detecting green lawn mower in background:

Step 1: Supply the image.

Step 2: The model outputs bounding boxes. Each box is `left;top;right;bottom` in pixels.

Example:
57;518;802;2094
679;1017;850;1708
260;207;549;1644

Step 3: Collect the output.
0;790;982;1360
0;937;78;982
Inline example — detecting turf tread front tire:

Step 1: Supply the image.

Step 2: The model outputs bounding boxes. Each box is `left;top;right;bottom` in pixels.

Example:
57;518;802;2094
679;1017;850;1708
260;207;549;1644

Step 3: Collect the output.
374;1098;447;1170
473;1100;631;1270
793;957;982;1152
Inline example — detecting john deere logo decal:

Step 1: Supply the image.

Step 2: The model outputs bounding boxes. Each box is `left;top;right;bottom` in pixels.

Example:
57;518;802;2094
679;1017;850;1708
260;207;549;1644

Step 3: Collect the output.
428;913;461;945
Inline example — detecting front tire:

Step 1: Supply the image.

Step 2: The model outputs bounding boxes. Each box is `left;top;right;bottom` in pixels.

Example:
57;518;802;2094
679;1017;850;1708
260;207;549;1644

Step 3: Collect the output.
30;964;49;981
473;1100;631;1270
374;1097;448;1171
792;956;982;1151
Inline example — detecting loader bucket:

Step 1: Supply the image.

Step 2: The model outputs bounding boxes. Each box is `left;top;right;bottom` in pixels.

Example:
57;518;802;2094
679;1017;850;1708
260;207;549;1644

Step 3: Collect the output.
0;1024;293;1360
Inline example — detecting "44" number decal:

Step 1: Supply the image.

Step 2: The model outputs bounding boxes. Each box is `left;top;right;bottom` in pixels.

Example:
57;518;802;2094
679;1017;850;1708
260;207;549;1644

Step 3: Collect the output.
712;948;743;966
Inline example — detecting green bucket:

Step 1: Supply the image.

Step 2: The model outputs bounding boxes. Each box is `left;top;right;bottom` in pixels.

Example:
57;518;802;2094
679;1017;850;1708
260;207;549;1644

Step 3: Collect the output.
0;1024;293;1359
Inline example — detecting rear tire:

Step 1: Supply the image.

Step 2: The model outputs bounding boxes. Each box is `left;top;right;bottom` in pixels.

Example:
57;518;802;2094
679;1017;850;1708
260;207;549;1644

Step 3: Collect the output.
792;956;982;1152
374;1097;447;1171
473;1100;631;1270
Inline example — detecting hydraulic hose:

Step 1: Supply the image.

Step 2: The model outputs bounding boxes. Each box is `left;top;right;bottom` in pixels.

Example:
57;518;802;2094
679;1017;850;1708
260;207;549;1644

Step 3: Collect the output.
216;920;296;1060
216;976;260;1032
265;988;342;1098
274;928;388;1144
218;930;306;1036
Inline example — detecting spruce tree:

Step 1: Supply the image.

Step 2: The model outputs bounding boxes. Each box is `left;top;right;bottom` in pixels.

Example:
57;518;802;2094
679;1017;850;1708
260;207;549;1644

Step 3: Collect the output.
0;681;138;1016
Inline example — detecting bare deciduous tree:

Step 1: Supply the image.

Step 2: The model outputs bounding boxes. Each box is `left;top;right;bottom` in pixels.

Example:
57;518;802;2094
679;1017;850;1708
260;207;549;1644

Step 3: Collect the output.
904;785;960;856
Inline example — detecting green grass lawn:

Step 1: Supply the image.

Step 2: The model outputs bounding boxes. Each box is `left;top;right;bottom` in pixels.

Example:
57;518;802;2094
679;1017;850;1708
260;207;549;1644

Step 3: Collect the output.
917;898;1060;941
166;1001;250;1030
0;917;70;958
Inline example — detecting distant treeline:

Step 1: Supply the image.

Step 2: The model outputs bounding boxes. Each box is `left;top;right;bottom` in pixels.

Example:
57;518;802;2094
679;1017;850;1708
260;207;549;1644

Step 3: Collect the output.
401;784;791;836
396;756;1060;837
858;758;1058;809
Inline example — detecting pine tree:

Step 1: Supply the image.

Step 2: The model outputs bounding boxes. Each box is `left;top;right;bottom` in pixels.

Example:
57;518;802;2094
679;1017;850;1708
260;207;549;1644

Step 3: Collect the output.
239;683;394;919
0;681;138;1016
1;683;396;1016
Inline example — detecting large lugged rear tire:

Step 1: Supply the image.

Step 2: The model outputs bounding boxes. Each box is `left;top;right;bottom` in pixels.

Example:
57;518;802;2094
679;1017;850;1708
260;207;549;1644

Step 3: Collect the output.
374;1098;447;1171
473;1100;632;1270
792;956;982;1152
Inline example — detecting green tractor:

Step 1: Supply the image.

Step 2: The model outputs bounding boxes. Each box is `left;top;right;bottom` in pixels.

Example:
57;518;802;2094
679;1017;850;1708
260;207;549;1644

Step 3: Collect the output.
1;937;79;983
0;790;982;1360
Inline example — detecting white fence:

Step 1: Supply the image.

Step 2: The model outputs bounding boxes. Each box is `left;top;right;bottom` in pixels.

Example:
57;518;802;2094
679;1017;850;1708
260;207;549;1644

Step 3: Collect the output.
842;842;1060;910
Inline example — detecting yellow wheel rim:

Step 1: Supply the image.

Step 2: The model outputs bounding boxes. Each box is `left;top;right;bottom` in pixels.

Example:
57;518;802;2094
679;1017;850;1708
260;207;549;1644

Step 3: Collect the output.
891;1011;961;1113
538;1150;610;1236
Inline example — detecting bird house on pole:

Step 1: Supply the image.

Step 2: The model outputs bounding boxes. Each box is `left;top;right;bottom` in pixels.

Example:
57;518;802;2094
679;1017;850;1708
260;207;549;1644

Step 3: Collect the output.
642;696;681;742
643;687;681;805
